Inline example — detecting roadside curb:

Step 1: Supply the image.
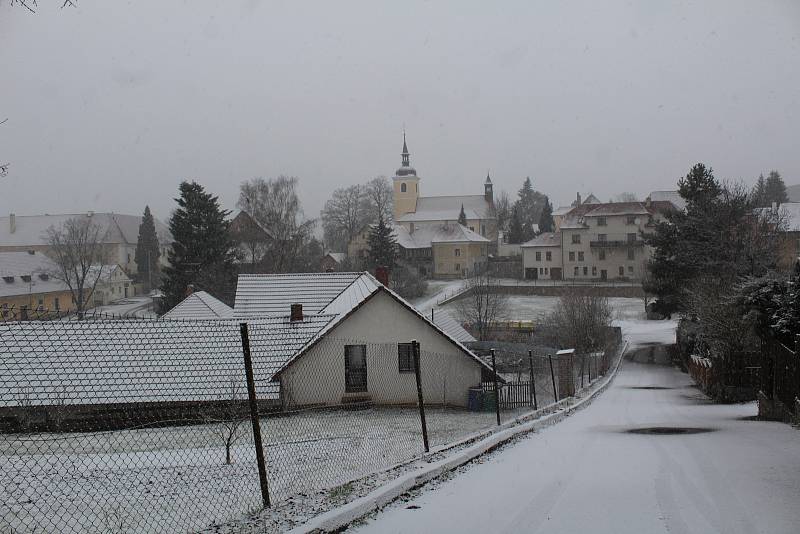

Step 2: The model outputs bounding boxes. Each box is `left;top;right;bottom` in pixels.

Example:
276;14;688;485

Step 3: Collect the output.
288;340;629;534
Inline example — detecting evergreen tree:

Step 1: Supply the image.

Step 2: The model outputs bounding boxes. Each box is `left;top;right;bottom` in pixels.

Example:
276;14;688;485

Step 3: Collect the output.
160;181;237;312
751;174;767;207
134;206;161;292
458;204;467;226
367;215;397;270
764;170;788;206
538;197;554;233
507;205;524;244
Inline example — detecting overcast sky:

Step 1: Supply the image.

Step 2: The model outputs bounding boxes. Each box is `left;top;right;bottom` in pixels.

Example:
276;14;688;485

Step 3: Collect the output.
1;0;798;224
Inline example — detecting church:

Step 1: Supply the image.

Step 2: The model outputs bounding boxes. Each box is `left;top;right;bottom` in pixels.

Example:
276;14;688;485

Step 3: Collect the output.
392;134;498;242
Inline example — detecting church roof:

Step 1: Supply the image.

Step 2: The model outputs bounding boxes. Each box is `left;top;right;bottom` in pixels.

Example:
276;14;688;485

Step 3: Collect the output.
396;195;494;223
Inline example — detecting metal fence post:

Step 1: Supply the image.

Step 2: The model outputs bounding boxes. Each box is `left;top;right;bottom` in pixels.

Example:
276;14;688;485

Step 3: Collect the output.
491;349;501;426
528;350;538;410
412;340;430;453
548;353;558;402
240;322;271;508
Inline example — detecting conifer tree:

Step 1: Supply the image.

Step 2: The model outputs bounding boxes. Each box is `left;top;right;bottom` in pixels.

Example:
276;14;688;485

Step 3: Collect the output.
367;215;397;270
160;181;237;312
751;174;767;207
538;196;554;233
764;170;788;206
507;205;524;244
134;206;161;292
458;204;467;226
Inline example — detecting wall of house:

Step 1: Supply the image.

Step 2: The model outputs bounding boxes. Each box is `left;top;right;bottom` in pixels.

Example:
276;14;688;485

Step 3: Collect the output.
91;268;134;306
432;242;487;278
521;245;562;280
0;290;75;316
279;290;483;408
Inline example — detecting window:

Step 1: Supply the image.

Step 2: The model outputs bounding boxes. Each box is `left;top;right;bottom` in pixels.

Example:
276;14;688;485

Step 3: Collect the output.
539;267;544;274
535;251;542;261
455;263;461;271
344;345;367;393
398;343;414;373
544;267;549;274
578;251;584;261
597;217;607;226
599;250;606;260
592;266;597;276
571;234;581;244
627;233;636;243
38;273;49;281
574;266;579;276
619;266;624;276
569;251;575;261
469;227;475;232
546;251;552;261
598;233;607;242
627;248;635;260
628;265;634;274
481;224;486;235
54;298;60;311
583;266;588;276
2;276;13;284
127;253;131;264
20;275;31;282
401;183;407;193
626;216;637;225
454;248;461;257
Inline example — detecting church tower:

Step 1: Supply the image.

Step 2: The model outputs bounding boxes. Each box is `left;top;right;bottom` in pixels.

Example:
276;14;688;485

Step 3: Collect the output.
392;132;420;220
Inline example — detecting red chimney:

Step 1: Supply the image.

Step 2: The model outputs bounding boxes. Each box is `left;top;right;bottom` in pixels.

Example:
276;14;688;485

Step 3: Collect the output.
185;284;195;297
375;266;389;287
290;303;303;322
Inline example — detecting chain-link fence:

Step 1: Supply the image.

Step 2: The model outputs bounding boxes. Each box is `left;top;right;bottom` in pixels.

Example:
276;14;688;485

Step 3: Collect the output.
1;311;622;533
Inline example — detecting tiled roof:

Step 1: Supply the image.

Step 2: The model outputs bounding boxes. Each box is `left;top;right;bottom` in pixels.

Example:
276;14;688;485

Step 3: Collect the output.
393;223;491;249
0;251;69;298
234;272;380;317
0;315;337;405
161;291;234;320
397;195;494;223
521;232;561;247
0;213;171;248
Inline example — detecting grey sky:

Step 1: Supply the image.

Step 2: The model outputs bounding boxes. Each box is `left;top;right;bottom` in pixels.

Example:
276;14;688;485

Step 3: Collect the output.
1;0;798;224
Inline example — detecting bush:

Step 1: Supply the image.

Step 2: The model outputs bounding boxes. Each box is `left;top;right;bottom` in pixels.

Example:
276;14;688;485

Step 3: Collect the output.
391;265;427;299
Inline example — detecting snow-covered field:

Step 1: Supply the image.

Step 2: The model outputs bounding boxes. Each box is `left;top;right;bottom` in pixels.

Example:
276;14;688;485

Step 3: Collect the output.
0;406;502;533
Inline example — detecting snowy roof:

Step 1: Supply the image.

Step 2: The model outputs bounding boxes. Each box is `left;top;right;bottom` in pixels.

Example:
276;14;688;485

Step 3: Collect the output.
161;291;234;320
756;203;800;232
0;315;338;406
433;310;476;343
324;252;347;263
552;206;573;217
234;272;381;317
393;223;491;249
0;251;69;298
521;232;561;248
647;190;686;210
584;202;650;217
582;194;602;204
396;195;494;223
0;212;172;248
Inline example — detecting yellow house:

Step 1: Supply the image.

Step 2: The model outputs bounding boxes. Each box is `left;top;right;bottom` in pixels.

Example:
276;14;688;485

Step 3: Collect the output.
0;251;75;318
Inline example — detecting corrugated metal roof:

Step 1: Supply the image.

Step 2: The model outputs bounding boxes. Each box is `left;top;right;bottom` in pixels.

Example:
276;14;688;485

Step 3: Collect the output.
161;291;234;320
0;315;337;405
433;310;476;343
234;272;377;317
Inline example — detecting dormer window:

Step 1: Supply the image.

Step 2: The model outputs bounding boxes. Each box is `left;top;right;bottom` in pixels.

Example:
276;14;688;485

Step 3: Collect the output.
20;275;31;283
38;273;49;281
2;276;14;284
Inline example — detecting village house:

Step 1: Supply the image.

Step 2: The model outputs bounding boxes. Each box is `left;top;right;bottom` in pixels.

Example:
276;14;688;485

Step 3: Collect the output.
229;210;275;267
320;252;347;272
160;290;234;320
88;264;135;306
234;271;493;408
0;251;74;318
522;193;677;281
0;212;172;276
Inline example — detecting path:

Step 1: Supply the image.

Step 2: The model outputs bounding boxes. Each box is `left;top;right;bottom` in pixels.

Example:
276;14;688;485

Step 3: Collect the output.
352;351;800;533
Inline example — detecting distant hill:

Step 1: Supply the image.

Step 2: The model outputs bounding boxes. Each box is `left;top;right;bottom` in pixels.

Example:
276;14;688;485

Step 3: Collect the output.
787;184;800;202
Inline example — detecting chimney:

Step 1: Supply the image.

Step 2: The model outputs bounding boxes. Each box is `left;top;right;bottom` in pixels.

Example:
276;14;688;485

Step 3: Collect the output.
185;284;195;297
290;303;303;322
9;213;15;234
375;266;389;287
576;192;582;205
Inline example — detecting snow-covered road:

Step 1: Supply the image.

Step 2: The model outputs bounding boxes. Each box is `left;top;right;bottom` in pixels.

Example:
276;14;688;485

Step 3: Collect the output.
351;357;800;533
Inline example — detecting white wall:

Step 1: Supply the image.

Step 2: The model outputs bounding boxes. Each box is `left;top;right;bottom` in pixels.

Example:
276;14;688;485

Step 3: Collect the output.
280;290;483;408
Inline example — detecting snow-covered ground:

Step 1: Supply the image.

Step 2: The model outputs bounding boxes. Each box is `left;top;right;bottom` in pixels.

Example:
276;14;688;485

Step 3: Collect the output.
350;327;799;534
88;296;156;318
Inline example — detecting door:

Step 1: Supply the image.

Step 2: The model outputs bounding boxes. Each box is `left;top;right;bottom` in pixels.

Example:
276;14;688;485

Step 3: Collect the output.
600;269;607;281
550;268;562;280
344;345;367;393
525;268;538;280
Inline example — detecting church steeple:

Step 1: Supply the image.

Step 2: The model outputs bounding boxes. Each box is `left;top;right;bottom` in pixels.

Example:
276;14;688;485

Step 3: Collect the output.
401;131;410;168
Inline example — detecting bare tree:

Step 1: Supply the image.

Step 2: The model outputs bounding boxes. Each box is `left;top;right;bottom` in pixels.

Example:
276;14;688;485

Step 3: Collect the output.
10;0;76;13
321;184;367;252
544;292;613;353
363;176;393;223
206;378;247;465
44;217;108;317
237;176;316;273
494;190;512;233
455;270;509;341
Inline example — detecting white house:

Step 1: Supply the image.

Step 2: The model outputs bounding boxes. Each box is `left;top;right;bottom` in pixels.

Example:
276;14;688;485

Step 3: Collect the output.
234;271;493;408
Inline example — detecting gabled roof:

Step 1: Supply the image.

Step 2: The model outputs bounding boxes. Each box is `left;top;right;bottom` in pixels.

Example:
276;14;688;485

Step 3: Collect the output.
583;193;602;204
0;213;172;247
392;223;491;249
234;272;381;317
161;291;234;320
397;195;494;223
323;252;346;263
584;202;650;217
521;232;561;248
0;315;338;405
432;310;476;343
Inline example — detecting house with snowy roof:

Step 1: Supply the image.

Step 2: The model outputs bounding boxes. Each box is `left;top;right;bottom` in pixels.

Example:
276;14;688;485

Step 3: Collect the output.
161;290;234;320
234;271;494;408
0;212;172;276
